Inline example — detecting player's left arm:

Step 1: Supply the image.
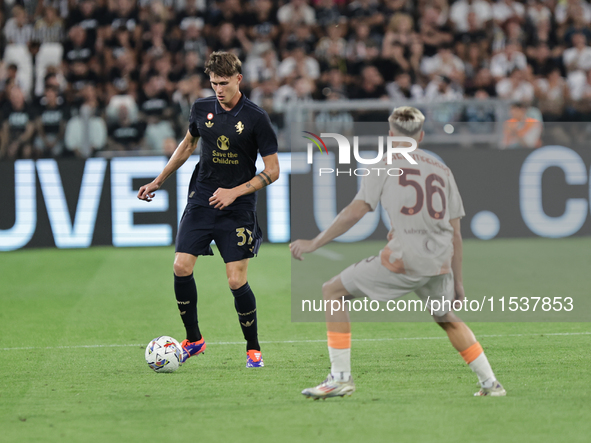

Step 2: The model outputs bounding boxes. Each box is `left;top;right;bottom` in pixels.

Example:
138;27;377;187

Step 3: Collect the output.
209;153;280;209
290;199;371;261
450;217;465;303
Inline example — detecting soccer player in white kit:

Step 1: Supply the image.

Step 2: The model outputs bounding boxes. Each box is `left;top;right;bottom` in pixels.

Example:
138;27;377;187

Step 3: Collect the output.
290;107;506;399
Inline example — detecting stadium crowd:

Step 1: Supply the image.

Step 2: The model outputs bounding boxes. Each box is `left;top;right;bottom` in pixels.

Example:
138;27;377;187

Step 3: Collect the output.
0;0;590;159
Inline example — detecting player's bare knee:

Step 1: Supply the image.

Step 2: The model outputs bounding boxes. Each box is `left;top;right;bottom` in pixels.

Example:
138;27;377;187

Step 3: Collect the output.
173;259;193;277
433;311;462;330
228;275;246;290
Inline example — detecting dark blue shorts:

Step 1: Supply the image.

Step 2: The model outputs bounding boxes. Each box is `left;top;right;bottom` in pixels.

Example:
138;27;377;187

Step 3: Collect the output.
175;204;263;263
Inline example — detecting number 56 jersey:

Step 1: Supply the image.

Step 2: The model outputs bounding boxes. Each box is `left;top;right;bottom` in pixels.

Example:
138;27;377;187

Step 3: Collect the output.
354;149;465;277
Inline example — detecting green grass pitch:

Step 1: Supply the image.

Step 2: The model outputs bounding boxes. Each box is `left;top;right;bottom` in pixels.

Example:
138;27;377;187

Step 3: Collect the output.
1;239;590;442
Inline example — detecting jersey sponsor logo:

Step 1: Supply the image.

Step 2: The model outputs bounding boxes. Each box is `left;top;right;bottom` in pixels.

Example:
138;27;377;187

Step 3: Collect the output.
207;112;213;120
205;121;214;128
217;135;230;151
235;121;245;134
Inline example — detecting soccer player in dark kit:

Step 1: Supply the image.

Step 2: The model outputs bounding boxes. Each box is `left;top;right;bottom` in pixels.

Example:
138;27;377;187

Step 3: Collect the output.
138;52;279;368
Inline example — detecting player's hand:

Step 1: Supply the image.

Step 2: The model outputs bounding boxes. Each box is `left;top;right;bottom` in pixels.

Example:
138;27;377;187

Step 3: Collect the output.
387;230;394;241
209;188;237;210
290;239;317;261
137;182;160;202
453;281;465;307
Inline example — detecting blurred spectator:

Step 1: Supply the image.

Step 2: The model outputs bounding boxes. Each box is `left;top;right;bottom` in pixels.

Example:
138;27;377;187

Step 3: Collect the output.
316;67;349;99
210;22;245;59
108;104;146;151
346;0;384;30
570;69;591;119
172;74;212;130
182;22;208;61
555;0;591;28
315;0;343;27
35;7;64;44
492;0;525;27
273;76;314;112
349;65;388;99
420;6;454;57
534;67;569;121
424;75;464;101
563;11;591;47
496;68;534;103
563;32;591;75
244;48;278;87
34;86;68;157
463;42;489;80
67;0;104;49
382;13;416;55
314;24;347;69
490;40;527;80
277;45;320;81
63;26;94;67
242;0;279;58
106;50;140;100
251;78;278;114
421;43;466;84
284;23;317;54
527;0;552;28
139;74;175;151
502;101;542;149
386;71;424;101
64;84;107;157
4;5;34;45
528;43;561;78
450;0;492;33
525;17;561;57
277;0;316;30
345;23;380;72
465;67;496;96
461;89;496;134
0;86;35;160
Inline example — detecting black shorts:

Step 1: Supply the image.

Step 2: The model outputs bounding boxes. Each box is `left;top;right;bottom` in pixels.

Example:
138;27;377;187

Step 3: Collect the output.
175;204;263;263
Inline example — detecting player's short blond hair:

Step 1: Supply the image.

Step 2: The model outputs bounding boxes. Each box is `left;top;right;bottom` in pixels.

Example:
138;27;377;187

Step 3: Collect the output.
388;106;425;138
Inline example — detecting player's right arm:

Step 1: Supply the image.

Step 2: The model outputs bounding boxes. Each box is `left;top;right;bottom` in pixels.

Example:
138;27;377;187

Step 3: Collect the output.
450;217;465;304
137;130;200;202
290;200;371;260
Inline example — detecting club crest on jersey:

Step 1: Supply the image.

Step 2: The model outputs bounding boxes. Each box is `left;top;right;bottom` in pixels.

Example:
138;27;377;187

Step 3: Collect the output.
205;121;214;128
217;135;230;151
235;121;244;134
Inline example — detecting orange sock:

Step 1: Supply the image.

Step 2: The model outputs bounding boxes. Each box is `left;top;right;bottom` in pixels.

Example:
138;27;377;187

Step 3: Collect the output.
327;331;351;349
460;342;483;364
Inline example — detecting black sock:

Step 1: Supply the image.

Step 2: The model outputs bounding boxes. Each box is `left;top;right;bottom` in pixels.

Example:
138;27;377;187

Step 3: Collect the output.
231;282;260;352
174;273;202;342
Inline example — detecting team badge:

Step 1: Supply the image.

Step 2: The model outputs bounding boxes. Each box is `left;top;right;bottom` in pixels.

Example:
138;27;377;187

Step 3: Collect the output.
207;113;213;120
217;135;230;151
205;121;214;128
235;121;244;134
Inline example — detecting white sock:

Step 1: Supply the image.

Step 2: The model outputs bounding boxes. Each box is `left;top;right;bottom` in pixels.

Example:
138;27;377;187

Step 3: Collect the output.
328;347;351;381
469;352;496;388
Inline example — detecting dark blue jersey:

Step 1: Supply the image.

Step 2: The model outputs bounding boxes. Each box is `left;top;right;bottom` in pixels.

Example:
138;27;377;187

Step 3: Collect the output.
187;93;278;211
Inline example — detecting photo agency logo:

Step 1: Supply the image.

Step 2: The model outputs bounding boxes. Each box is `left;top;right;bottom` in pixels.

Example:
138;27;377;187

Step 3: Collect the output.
302;132;418;176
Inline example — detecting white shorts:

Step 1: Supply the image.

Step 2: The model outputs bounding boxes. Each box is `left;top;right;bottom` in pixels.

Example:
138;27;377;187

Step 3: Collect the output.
340;256;454;317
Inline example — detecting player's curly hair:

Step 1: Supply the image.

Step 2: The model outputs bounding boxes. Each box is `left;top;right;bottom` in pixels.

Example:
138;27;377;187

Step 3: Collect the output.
388;106;425;138
204;51;242;78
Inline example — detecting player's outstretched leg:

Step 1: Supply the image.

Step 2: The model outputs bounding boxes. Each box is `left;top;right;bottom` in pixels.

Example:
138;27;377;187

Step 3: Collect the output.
227;260;263;367
174;253;206;363
434;311;506;396
302;276;356;400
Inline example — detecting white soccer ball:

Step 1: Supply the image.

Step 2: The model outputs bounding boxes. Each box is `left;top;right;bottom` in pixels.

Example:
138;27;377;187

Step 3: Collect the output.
145;336;183;373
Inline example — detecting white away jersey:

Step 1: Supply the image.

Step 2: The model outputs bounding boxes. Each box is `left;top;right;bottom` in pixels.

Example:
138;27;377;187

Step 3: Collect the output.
354;149;465;277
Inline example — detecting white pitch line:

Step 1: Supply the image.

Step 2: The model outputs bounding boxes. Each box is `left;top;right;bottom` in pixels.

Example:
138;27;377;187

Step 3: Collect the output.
1;331;589;351
311;249;344;261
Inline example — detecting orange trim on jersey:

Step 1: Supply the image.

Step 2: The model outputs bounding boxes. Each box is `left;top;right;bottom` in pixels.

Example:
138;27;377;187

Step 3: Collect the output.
327;331;351;349
460;342;483;364
380;247;406;274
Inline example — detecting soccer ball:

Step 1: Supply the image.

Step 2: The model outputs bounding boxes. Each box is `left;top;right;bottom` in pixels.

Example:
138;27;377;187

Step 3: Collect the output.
145;336;183;373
